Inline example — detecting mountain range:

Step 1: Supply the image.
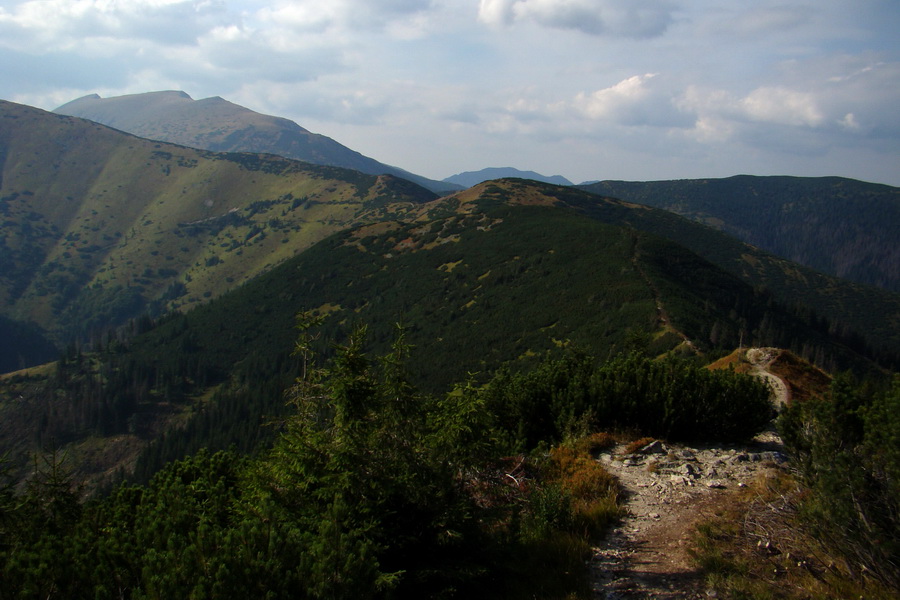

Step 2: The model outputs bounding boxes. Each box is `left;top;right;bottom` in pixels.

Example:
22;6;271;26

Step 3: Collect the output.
2;177;893;490
54;91;459;195
580;177;900;292
3;98;900;370
53;92;900;294
0;99;435;349
442;167;573;187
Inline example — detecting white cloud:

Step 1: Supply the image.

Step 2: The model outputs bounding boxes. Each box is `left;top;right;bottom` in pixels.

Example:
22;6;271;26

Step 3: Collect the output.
740;86;823;127
478;0;673;38
673;57;900;146
0;0;898;186
838;112;859;131
563;72;695;131
252;0;437;36
574;73;657;120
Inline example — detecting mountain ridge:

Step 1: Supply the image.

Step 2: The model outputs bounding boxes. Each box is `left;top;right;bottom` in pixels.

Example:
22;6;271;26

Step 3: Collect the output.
428;179;900;367
443;166;573;188
4;98;900;376
54;91;460;195
579;175;900;292
0;200;876;489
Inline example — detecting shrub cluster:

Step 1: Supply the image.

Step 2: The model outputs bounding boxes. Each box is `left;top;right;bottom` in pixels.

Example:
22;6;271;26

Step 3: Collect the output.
0;328;778;598
779;374;900;589
483;351;774;451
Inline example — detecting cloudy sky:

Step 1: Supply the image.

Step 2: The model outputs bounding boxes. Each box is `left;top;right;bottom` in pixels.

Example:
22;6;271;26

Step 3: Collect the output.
1;0;898;185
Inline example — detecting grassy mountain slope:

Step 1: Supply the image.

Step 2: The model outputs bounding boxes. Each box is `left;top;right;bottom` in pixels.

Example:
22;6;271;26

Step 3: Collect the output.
579;176;900;292
0;99;436;346
54;91;459;195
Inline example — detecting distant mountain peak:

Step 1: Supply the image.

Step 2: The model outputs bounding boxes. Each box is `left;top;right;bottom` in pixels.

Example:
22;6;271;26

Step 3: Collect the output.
443;167;573;188
53;90;458;195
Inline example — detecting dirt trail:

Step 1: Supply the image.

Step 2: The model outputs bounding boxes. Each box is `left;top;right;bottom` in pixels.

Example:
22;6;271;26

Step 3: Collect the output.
745;347;789;408
588;349;788;599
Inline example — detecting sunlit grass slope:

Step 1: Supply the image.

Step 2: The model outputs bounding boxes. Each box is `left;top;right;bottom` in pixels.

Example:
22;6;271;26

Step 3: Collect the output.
0;100;436;341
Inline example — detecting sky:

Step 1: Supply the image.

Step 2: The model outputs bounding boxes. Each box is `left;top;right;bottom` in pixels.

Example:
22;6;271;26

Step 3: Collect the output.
1;0;898;186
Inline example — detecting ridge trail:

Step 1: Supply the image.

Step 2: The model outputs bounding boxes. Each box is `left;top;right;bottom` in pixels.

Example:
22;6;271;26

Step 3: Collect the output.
589;348;788;598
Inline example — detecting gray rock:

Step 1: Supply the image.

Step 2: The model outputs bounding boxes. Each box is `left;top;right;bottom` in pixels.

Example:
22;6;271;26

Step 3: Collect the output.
679;463;698;477
758;451;787;463
639;440;667;454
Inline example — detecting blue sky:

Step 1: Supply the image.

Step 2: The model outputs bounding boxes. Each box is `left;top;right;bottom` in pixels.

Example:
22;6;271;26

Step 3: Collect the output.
1;0;898;185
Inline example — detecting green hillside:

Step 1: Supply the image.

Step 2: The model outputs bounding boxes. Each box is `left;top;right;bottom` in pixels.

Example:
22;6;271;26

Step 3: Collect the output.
464;179;900;368
0;99;436;347
579;175;900;292
1;198;887;490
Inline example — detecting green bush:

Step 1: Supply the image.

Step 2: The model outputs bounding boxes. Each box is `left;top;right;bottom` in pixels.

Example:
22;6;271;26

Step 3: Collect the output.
779;374;900;589
483;351;774;450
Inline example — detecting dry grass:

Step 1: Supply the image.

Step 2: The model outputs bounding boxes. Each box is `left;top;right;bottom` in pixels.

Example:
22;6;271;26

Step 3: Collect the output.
765;351;831;404
572;431;618;456
706;348;755;374
622;436;657;455
496;435;627;600
688;469;897;599
547;442;624;540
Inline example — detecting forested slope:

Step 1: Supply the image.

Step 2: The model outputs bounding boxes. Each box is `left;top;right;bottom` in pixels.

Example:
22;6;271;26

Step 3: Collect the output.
579;175;900;292
1;202;885;490
482;178;900;368
1;178;898;599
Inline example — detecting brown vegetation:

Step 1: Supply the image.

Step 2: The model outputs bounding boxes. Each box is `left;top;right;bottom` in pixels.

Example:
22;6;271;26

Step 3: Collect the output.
689;469;896;599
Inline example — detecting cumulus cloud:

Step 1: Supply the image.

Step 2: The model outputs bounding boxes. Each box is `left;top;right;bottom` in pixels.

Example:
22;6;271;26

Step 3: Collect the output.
740;87;823;127
569;73;691;128
465;51;900;177
574;73;657;120
663;57;900;168
478;0;673;38
676;58;900;142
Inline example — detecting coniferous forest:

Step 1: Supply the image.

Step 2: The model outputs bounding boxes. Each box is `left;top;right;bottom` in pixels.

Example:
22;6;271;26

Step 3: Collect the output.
1;320;777;599
3;319;897;598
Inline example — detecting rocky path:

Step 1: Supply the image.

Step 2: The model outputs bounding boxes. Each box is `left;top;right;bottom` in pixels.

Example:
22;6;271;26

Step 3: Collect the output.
588;349;788;599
